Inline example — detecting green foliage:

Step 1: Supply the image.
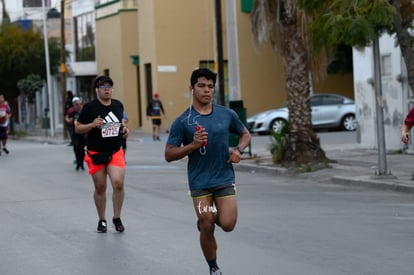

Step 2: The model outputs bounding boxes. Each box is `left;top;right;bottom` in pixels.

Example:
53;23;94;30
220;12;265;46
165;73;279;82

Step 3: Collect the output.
327;45;353;74
12;130;28;139
77;46;95;61
0;23;61;101
268;121;289;164
17;74;43;104
298;0;396;51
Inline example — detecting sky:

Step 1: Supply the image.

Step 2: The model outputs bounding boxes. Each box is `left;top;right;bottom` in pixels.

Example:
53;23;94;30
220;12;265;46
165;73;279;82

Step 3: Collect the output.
0;0;61;22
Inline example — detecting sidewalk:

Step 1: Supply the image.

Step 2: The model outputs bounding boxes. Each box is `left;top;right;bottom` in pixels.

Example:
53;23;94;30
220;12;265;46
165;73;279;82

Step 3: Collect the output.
239;142;414;193
17;128;414;193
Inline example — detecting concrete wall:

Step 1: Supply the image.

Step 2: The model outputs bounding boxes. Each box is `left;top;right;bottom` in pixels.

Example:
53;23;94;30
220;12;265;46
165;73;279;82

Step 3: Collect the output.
353;33;407;151
96;6;139;129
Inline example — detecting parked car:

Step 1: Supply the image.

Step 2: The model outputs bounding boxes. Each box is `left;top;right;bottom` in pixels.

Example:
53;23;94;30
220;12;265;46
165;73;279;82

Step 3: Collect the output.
247;93;357;134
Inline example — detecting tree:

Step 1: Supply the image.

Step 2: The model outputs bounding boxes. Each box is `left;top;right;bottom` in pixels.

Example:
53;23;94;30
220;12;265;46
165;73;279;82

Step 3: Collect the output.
251;0;328;165
0;23;61;102
1;0;10;24
17;74;43;104
299;0;414;100
251;0;400;165
388;0;414;95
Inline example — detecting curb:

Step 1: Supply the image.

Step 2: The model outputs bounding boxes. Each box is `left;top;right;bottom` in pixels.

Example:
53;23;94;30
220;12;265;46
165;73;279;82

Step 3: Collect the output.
331;175;414;193
236;159;414;194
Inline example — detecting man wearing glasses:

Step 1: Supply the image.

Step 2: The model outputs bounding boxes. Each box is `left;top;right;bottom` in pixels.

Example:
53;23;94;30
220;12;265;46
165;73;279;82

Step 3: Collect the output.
75;75;129;233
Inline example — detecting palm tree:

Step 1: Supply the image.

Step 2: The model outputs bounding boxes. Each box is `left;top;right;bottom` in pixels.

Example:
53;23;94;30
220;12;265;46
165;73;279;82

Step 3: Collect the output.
251;0;328;164
389;0;414;95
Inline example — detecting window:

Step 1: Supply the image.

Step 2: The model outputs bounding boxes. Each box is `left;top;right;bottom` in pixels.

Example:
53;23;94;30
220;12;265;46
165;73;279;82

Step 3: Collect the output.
381;54;392;76
23;0;51;7
74;12;96;62
322;95;343;105
310;95;323;106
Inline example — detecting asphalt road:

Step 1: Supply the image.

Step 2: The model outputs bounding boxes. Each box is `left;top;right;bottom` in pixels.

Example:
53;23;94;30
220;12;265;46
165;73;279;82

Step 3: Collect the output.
1;137;413;275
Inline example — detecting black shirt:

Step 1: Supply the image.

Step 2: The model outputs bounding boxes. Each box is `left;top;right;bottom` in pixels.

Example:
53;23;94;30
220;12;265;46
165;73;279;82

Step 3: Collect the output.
77;99;124;152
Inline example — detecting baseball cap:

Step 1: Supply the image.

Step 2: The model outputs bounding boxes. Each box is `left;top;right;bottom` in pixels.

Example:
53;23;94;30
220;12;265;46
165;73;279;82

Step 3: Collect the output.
94;75;114;88
72;96;80;103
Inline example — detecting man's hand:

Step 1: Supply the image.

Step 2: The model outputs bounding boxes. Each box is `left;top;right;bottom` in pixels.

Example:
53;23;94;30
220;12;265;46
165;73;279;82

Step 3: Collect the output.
122;127;130;139
228;148;242;164
93;116;104;128
402;131;410;144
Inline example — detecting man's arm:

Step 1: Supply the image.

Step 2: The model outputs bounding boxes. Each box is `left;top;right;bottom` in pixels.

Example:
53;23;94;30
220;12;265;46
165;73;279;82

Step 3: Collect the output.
165;130;206;162
228;127;251;163
75;116;104;134
164;143;196;162
236;127;251;151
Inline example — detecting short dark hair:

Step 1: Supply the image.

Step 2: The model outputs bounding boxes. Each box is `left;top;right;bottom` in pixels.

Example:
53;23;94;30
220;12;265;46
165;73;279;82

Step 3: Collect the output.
190;68;216;87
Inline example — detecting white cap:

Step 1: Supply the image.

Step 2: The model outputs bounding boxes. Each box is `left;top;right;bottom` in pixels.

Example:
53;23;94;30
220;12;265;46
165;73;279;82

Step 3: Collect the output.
72;97;80;103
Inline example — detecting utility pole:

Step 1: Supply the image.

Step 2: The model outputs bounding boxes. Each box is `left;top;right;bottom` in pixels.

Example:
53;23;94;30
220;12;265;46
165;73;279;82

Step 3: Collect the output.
42;0;54;136
214;0;225;106
372;34;391;177
225;0;241;101
61;0;67;139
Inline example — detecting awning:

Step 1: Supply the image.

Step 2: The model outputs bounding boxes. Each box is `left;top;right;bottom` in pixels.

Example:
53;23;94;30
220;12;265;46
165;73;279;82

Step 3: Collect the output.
67;62;98;76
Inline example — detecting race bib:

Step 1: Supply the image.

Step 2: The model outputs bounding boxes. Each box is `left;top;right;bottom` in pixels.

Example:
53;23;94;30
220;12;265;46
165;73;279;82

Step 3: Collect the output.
101;122;120;138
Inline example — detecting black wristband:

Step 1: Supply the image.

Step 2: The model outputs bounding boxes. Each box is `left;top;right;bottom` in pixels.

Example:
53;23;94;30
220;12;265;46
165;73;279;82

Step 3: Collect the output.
234;146;244;154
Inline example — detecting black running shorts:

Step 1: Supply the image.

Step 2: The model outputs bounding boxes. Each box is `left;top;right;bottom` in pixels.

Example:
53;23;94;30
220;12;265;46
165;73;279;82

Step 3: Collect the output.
190;183;236;198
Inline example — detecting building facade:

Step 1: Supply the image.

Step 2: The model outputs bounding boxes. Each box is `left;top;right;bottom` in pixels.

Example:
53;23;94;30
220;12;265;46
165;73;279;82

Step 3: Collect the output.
353;34;411;151
95;0;354;133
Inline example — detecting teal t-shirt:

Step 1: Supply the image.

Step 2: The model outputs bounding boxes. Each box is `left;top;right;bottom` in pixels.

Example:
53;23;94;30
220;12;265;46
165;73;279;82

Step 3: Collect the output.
167;104;245;191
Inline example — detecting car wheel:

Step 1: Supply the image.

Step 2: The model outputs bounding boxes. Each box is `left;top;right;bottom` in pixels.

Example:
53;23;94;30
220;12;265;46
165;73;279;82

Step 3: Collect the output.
270;118;286;134
341;114;357;131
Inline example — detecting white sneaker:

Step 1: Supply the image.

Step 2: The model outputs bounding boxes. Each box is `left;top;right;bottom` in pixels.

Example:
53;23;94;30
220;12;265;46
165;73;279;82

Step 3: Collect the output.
210;267;222;275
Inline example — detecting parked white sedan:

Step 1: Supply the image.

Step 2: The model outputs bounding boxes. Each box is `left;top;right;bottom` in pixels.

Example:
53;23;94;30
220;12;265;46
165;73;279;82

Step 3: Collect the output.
247;93;357;134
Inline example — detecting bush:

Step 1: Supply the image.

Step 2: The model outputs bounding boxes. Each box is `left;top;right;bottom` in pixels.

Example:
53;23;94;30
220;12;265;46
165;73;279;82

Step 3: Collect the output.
267;122;289;164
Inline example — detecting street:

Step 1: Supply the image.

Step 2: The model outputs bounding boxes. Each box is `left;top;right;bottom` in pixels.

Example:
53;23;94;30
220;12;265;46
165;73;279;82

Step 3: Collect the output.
0;134;413;275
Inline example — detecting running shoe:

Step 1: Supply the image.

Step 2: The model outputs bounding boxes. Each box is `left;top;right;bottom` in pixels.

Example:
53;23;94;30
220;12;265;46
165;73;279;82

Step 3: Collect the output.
2;148;9;154
113;217;125;232
97;220;107;233
210;267;222;275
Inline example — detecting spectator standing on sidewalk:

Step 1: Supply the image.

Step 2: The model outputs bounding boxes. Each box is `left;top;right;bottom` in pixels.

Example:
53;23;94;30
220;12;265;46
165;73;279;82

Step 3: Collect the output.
65;91;75;145
65;97;86;171
164;68;251;275
0;94;11;155
75;76;130;233
146;92;165;141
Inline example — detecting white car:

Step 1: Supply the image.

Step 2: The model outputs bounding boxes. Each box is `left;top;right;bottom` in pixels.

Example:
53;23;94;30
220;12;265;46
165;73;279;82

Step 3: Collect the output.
247;93;357;134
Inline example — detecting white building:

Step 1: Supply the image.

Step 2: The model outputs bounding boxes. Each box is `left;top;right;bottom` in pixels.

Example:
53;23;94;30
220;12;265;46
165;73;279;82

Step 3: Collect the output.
353;33;412;151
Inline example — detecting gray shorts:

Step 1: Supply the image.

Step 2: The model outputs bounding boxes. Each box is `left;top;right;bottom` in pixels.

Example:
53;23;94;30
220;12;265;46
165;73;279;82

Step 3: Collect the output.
190;183;237;198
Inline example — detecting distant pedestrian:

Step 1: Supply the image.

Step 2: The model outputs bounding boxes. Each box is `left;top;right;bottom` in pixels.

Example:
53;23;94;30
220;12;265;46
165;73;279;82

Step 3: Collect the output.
147;92;165;141
401;106;414;144
75;76;129;233
65;91;75;145
0;94;11;155
164;68;251;275
65;97;86;171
